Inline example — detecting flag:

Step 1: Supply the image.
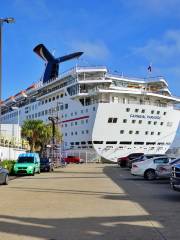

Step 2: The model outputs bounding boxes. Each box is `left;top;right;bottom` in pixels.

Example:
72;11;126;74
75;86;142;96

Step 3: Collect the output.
148;64;152;72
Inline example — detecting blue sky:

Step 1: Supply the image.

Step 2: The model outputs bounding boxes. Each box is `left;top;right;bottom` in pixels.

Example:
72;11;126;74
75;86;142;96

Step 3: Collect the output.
1;0;180;145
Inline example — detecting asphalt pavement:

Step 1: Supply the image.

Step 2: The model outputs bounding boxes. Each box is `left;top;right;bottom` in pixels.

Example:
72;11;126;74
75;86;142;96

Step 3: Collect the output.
0;164;180;240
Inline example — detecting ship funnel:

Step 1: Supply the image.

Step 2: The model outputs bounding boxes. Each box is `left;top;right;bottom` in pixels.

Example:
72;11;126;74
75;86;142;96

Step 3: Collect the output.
33;44;83;83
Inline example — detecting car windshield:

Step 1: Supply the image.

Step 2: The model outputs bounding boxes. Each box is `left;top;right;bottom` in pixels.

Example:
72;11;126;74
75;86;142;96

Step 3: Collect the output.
171;158;180;165
40;158;49;163
18;157;34;163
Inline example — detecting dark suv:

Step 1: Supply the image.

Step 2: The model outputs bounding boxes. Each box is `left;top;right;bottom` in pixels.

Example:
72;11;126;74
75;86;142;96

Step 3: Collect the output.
40;157;54;172
170;163;180;191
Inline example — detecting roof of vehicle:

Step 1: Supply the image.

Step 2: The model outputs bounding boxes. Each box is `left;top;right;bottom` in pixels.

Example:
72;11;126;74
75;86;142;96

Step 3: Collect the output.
19;152;39;157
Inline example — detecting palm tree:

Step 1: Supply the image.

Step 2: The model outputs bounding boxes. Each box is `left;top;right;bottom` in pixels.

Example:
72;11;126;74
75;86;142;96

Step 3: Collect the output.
21;120;62;152
21;120;46;152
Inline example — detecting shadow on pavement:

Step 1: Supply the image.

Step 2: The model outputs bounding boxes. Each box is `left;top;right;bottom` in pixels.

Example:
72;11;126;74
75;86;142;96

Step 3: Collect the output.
0;214;164;240
103;165;180;240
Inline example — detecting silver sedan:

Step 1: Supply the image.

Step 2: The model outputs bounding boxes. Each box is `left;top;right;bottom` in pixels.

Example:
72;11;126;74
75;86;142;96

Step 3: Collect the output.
0;166;9;185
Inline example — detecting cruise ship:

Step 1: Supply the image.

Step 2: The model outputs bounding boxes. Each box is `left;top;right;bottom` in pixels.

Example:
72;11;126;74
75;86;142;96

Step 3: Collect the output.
1;44;180;162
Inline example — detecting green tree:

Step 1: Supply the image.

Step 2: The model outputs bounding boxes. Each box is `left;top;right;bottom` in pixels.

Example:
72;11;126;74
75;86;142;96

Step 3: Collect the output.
21;120;62;152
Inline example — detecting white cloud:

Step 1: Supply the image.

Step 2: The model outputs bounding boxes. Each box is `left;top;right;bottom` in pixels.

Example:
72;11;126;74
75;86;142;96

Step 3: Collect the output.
124;0;180;16
69;40;110;61
13;0;51;19
134;29;180;63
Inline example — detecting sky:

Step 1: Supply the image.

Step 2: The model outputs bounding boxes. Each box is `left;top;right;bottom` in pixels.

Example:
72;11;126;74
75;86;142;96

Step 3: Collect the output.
1;0;180;146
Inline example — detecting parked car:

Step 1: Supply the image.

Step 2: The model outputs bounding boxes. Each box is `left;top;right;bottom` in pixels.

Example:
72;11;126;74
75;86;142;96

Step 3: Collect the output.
0;166;9;185
170;163;180;191
156;158;179;179
128;154;167;169
40;157;54;172
131;156;174;180
63;156;84;164
14;153;40;175
117;153;144;167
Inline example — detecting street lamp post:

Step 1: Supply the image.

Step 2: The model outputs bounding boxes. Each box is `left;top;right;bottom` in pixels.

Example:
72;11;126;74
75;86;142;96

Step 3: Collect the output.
0;17;15;128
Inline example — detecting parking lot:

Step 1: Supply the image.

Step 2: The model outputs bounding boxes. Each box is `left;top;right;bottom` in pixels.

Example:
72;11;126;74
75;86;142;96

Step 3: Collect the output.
0;163;180;240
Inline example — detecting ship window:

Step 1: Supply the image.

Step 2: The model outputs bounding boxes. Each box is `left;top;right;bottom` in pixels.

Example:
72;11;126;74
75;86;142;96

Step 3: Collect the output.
56;95;59;99
135;131;139;134
49;98;51;102
129;130;133;134
93;141;103;144
135;109;139;113
160;122;164;126
157;110;160;114
163;112;167;115
93;107;96;111
42;101;44;105
146;142;156;145
86;130;89;134
151;132;154;135
120;130;124;134
132;120;136;124
139;120;142;124
158;142;164;145
151;110;154;114
108;118;113;123
52;97;55;101
60;105;64;110
106;141;117;144
65;104;68;109
86;119;88;123
65;133;67;136
45;99;48;103
157;132;161;135
123;119;127;123
134;142;144;145
70;142;74;145
141;109;145;113
148;121;151;124
145;131;148;135
75;122;77;125
75;142;79;145
71;132;73;136
120;141;132;145
126;108;130;112
75;131;77;135
88;141;92;144
60;94;63;98
81;141;86;145
82;131;84;134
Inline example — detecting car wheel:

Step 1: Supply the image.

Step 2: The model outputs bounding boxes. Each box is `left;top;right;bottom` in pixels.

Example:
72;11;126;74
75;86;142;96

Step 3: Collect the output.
3;174;9;185
144;169;156;180
32;169;35;176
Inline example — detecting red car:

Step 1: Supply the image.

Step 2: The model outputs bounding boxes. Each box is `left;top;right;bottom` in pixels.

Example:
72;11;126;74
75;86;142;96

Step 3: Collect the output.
117;153;144;167
63;156;84;164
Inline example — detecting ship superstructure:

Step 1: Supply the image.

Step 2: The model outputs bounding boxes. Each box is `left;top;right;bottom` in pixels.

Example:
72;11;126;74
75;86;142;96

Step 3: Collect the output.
1;45;180;162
